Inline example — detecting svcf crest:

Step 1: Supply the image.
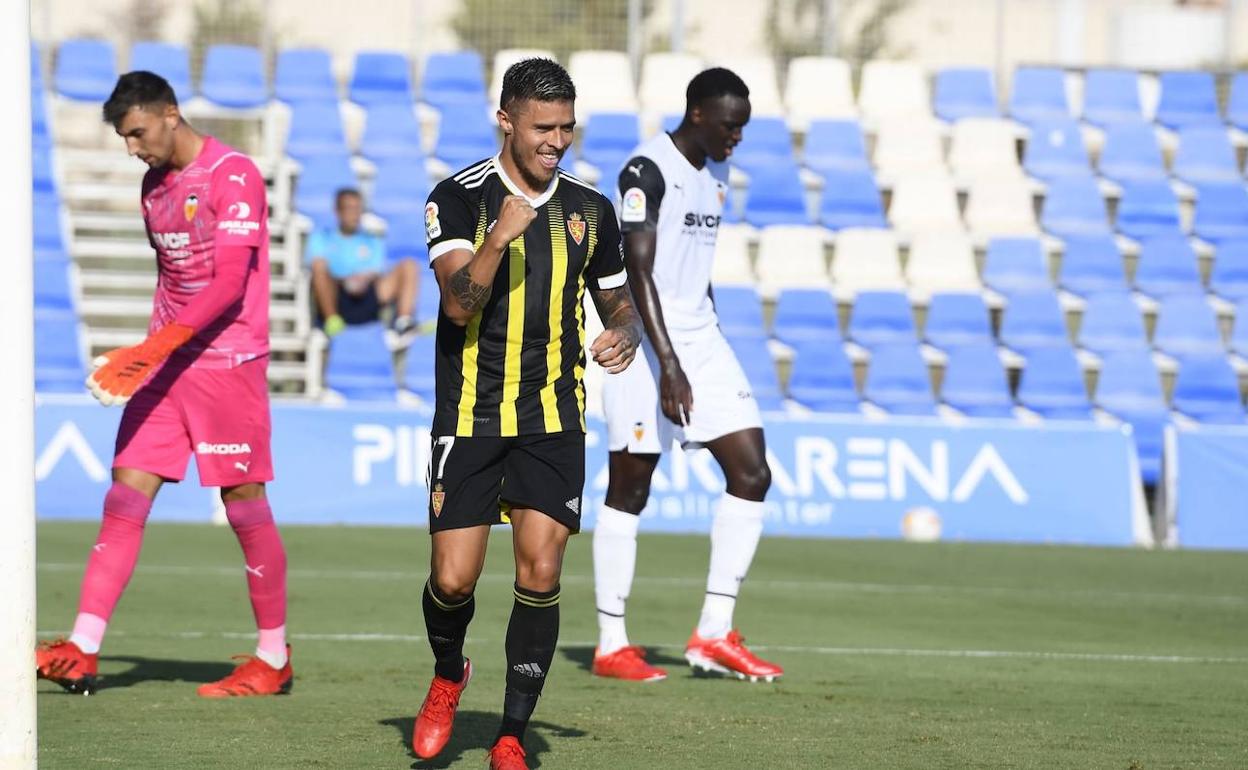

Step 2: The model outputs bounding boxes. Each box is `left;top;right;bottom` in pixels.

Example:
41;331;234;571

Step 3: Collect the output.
184;193;199;221
431;483;445;517
632;422;645;441
567;212;586;246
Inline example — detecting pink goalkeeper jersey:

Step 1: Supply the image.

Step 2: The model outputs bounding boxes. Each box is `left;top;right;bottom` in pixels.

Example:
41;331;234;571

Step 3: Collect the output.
141;136;269;368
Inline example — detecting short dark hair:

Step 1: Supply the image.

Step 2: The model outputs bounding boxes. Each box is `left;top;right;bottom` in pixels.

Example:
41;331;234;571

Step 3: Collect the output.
685;67;750;113
102;71;178;128
335;187;362;207
499;57;576;111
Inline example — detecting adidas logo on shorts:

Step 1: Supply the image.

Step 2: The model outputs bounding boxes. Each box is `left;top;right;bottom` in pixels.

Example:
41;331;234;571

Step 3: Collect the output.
565;497;580;515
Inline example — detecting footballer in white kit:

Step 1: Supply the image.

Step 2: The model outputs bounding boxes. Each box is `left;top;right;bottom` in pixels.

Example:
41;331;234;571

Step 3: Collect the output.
592;68;783;684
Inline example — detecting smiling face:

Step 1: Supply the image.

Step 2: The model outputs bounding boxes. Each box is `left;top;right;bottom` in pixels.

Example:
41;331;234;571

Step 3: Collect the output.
498;98;576;194
114;103;181;168
689;94;751;163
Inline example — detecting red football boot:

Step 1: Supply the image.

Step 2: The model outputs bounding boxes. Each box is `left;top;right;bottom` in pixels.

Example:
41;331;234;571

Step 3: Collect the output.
411;658;472;759
36;639;99;695
196;646;293;697
489;736;529;770
685;629;783;682
592;645;667;682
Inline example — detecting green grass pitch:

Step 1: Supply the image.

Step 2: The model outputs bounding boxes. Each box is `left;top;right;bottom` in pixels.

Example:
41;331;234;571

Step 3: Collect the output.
35;522;1248;769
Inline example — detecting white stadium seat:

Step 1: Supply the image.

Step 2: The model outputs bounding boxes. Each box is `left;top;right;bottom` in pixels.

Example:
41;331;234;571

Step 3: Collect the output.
965;178;1040;239
832;227;905;298
756;225;829;292
873;119;947;181
490;48;556;110
948;118;1024;184
859;60;931;126
888;175;963;236
712;223;756;287
568;50;638;115
710;55;785;117
906;232;983;301
639;52;704;121
785;56;856;130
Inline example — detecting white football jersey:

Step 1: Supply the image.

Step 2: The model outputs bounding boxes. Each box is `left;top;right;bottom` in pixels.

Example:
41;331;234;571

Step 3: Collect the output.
616;132;730;336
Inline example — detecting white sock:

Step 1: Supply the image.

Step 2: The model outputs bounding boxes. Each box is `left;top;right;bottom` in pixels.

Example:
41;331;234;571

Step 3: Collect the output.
697;494;765;639
255;645;288;670
593;504;641;655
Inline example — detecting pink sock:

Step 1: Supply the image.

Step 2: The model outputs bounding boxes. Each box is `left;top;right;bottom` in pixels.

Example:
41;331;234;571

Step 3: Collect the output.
225;499;288;666
71;483;153;653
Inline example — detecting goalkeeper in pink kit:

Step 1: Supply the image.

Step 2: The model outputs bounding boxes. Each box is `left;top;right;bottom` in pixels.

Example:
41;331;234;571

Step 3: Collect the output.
36;72;291;697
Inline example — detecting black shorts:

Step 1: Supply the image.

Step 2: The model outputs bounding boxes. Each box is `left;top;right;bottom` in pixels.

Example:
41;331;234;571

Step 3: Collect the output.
332;281;381;326
427;431;585;534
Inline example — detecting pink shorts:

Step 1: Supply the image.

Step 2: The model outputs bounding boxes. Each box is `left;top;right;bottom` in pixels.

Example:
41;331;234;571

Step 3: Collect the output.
113;356;274;487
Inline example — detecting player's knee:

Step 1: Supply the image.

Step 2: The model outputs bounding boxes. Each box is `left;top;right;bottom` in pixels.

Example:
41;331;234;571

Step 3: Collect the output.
730;462;771;500
429;572;477;603
514;557;561;593
605;482;651;515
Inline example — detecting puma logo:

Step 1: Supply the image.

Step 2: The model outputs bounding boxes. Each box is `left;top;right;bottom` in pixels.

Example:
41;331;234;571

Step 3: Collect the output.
228;172;247;186
92;543;106;553
245;564;265;578
628;163;643;177
235;461;250;473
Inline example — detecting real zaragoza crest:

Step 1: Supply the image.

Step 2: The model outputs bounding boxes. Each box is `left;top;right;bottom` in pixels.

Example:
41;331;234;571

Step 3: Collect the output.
567;212;586;245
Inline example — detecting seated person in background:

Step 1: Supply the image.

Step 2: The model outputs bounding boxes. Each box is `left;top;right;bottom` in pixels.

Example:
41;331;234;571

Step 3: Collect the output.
307;187;419;349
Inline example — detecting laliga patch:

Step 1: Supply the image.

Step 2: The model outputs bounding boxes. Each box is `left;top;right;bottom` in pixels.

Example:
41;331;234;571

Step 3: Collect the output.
184;193;199;221
431;483;445;517
621;187;646;222
425;201;442;240
567;211;586;245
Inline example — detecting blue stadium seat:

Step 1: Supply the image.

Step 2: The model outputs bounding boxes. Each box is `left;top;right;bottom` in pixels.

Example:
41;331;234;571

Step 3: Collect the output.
371;157;430;223
31;88;50;149
1173;127;1240;185
1155;71;1221;131
714;286;767;340
200;45;267;108
818;167;886;230
1193;182;1248;244
725;336;785;411
924;292;993;349
743;162;810;227
285;101;347;161
1059;233;1126;296
732;117;795;175
941;343;1015;418
33;191;64;257
1133;234;1203;298
1016;344;1093;419
984;237;1050;293
130;42;191;103
385;217;429;265
32;142;55;194
1078;291;1148;355
1081;69;1142;127
326;322;397;401
360;101;426;162
1116;179;1182;242
580;112;640;178
1000;289;1068;352
30;41;43;92
848;291;916;348
350;51;413;105
420;51;487;111
786;341;859;413
661;114;683;133
1153;294;1223;358
1008;67;1070;127
55;39;116;102
1098;121;1166;185
33;260;74;315
934;67;997;122
1023;118;1090;183
34;313;86;393
433;102;498;171
864;343;936;416
1232;297;1248;354
1211;239;1248;301
1172;353;1245;424
413;266;440;324
1229;72;1248;133
1041;174;1110;239
1095;348;1168;484
295;153;356;229
773;289;839;346
275;48;337;103
803;119;871;177
403;333;437;400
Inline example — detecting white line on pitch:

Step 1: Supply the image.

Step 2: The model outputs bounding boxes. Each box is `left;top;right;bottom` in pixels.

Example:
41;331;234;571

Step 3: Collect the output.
36;629;1248;666
36;562;1248;608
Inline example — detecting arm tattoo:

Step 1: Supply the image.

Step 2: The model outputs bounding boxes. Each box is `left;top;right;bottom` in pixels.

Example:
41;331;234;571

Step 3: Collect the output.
449;265;492;314
593;286;642;345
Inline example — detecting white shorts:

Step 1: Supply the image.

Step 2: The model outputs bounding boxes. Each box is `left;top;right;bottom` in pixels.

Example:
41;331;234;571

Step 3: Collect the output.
604;328;763;453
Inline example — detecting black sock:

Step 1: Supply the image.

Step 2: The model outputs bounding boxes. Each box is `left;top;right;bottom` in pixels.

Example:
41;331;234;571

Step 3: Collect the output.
498;582;560;743
422;578;474;683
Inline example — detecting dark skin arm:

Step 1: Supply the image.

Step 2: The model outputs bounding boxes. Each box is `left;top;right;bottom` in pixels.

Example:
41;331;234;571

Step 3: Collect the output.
589;283;643;374
623;229;693;424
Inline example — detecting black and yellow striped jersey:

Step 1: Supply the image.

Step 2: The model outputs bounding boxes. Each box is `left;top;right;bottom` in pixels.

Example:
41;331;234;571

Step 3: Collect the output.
424;155;627;437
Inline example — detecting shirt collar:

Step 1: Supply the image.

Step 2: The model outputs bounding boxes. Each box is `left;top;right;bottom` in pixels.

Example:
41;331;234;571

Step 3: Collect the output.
492;153;560;208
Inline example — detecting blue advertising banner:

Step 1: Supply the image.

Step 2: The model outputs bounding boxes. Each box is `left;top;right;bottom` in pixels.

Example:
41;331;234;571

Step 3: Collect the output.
35;398;1150;546
1162;426;1248;550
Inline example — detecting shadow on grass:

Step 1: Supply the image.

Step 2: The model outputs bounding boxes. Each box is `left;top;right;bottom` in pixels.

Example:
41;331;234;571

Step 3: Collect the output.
100;655;236;690
560;644;686;673
381;711;585;769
